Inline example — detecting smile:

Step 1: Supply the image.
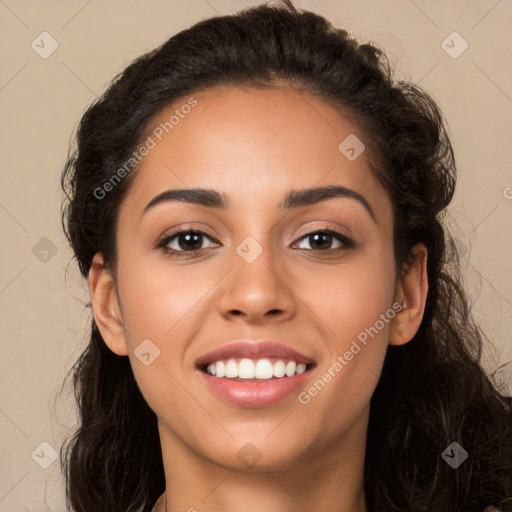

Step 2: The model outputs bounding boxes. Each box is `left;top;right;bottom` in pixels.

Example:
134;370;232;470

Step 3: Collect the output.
195;340;317;408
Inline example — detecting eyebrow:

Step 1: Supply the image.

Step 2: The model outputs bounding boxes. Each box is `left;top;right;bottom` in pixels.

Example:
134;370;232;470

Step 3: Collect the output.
142;185;376;222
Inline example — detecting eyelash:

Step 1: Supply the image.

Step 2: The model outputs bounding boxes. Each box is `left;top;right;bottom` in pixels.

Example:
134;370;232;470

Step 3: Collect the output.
155;226;356;258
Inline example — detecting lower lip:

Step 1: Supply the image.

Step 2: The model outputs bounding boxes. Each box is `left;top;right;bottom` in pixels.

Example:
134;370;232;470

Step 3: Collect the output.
199;369;314;408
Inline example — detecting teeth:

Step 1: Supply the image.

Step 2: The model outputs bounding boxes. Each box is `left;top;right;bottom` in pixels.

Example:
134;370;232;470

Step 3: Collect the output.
225;359;238;378
255;359;273;379
239;358;255;379
205;358;310;379
216;360;225;378
285;361;296;377
273;360;285;377
296;363;306;374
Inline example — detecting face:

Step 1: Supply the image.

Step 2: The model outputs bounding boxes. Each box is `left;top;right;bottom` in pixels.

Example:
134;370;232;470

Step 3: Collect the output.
101;86;404;473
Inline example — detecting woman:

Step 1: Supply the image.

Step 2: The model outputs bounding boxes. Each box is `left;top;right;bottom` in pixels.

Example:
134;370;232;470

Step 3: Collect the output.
59;1;512;510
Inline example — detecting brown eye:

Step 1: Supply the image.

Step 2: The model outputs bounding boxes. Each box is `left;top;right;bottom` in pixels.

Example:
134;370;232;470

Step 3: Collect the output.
294;229;355;252
157;229;220;257
173;232;205;251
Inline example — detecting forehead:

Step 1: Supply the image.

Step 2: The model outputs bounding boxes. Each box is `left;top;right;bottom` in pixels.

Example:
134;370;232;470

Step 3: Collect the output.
120;86;392;226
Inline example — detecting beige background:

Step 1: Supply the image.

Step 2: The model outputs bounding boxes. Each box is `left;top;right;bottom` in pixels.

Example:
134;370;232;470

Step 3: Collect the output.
1;0;511;510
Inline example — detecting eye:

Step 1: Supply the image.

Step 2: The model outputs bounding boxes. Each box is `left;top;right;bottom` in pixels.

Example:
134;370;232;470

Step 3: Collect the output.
293;229;355;252
156;229;220;257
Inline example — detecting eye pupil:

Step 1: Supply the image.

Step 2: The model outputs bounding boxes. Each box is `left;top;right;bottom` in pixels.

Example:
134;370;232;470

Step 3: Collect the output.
310;233;331;250
179;232;202;251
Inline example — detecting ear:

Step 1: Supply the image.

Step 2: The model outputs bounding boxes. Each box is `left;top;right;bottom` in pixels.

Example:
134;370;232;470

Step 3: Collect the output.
388;243;429;346
88;252;128;356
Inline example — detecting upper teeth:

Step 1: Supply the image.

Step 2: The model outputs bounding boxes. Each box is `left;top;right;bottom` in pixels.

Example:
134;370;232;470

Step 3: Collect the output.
205;358;307;379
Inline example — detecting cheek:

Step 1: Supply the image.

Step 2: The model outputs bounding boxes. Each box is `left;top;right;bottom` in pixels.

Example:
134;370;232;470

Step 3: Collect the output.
116;253;216;345
306;239;396;343
114;252;229;406
296;243;395;420
114;256;211;428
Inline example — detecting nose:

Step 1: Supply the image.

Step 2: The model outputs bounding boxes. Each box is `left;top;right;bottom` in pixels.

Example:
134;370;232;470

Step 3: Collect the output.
217;241;297;324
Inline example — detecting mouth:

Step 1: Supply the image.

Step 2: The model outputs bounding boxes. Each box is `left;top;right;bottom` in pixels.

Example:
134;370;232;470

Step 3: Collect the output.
195;340;316;408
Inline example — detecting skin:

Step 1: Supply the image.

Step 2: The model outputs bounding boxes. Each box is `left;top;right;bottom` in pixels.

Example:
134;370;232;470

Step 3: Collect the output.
89;86;428;512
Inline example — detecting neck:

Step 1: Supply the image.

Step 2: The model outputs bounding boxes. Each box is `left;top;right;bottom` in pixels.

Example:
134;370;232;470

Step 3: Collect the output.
155;408;369;512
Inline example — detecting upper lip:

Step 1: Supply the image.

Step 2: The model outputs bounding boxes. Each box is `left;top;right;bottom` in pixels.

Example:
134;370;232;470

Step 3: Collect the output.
195;340;316;368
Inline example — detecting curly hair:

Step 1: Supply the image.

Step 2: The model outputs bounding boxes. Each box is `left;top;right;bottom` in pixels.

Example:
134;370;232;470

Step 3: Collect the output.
59;1;512;511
